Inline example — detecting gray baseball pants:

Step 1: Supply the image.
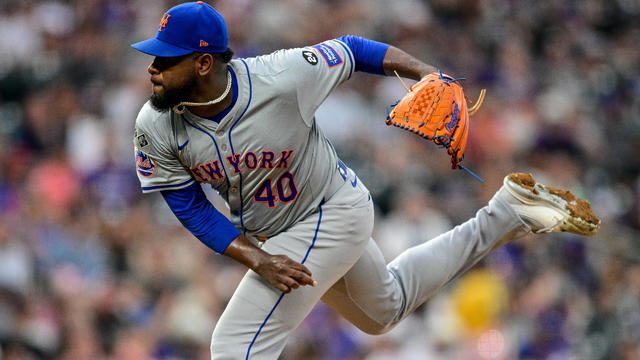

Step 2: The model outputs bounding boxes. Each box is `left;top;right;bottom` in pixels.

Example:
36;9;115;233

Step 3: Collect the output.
210;169;527;359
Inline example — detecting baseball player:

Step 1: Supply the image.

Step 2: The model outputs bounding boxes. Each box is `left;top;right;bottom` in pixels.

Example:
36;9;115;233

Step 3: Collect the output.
131;2;600;359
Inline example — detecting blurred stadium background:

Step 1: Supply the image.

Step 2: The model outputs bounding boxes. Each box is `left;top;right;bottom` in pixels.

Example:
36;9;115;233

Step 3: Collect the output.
0;0;639;359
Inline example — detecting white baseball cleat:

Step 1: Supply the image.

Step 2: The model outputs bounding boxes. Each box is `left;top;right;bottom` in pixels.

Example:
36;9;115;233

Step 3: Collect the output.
502;173;600;236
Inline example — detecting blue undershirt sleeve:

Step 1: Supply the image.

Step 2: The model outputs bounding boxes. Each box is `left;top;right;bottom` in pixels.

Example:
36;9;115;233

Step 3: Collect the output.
337;35;389;75
161;183;240;254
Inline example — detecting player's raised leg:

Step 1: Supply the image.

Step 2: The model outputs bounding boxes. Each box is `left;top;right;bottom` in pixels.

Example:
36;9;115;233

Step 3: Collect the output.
322;172;600;334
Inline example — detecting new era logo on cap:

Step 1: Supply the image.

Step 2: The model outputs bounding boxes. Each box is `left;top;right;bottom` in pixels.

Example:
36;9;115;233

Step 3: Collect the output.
131;2;228;57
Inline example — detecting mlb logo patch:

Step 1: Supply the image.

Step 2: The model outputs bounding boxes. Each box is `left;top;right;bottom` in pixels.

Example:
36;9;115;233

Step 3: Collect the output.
136;148;156;177
137;133;149;147
312;43;343;68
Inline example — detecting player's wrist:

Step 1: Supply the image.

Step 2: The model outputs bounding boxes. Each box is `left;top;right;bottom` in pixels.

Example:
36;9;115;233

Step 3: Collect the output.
223;234;269;270
419;65;438;79
248;248;271;272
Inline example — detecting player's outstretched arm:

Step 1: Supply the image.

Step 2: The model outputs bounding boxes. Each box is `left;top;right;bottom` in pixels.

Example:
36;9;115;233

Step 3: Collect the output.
223;235;318;293
382;45;437;81
161;186;316;293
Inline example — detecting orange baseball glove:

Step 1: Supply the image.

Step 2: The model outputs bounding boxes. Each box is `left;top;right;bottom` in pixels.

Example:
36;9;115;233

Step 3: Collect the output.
386;71;485;179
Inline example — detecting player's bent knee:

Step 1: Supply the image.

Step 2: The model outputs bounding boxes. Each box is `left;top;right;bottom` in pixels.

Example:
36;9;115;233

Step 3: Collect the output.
361;326;387;335
352;320;395;335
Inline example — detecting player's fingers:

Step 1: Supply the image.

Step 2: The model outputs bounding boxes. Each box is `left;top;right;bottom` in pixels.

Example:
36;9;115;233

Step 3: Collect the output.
272;272;290;287
278;255;311;275
288;280;299;289
275;275;305;292
292;262;313;276
289;269;317;287
273;255;317;286
274;281;290;293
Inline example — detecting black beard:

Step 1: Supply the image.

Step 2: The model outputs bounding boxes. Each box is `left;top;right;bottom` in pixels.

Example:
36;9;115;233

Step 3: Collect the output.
149;76;198;112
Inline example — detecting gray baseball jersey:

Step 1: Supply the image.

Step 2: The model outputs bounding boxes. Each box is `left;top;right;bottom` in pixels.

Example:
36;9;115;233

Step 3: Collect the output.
133;39;531;360
134;39;354;238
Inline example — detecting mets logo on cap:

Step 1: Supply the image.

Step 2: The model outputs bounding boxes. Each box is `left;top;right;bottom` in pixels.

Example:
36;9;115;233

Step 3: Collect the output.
136;148;156;177
158;13;171;32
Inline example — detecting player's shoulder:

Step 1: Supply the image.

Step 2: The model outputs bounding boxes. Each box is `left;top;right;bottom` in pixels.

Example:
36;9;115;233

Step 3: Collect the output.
232;51;303;96
133;101;176;151
237;42;325;73
134;101;172;132
235;49;296;76
240;38;352;74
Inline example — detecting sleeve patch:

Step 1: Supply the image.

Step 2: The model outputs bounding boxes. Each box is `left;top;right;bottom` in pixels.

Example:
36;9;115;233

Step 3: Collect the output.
137;133;149;148
135;148;157;177
134;129;151;148
302;50;318;65
312;43;343;68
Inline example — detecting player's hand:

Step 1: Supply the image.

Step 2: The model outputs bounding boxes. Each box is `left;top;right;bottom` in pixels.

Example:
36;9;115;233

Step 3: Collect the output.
254;254;318;293
223;234;318;293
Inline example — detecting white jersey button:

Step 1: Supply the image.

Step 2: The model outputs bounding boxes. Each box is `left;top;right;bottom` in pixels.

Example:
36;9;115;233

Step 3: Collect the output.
221;144;228;151
230;187;238;193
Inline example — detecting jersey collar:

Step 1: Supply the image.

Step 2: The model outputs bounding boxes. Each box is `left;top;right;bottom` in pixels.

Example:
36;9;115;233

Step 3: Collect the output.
180;60;250;132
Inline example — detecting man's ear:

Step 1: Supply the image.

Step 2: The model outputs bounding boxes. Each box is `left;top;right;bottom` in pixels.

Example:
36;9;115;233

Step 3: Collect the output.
194;53;214;76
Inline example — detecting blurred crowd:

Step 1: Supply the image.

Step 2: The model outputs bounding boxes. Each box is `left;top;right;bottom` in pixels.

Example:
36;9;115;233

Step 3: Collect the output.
0;0;639;359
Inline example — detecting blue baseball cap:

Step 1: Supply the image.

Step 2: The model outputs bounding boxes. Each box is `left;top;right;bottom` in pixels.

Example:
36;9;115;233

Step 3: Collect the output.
131;1;228;57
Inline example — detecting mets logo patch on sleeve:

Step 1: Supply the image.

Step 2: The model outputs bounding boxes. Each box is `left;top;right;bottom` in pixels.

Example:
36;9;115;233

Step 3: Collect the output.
135;148;156;177
312;43;343;68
